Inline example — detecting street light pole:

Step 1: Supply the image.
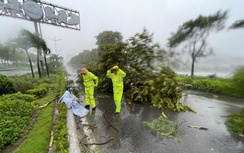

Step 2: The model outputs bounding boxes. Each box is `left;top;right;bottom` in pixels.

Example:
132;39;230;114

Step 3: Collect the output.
48;37;61;54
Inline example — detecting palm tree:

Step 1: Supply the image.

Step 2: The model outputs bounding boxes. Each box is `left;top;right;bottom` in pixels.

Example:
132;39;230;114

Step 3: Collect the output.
43;48;51;77
9;37;35;77
19;29;50;78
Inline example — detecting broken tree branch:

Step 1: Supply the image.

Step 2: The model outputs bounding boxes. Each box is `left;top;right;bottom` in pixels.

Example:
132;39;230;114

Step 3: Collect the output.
39;97;58;108
103;113;119;132
83;138;114;145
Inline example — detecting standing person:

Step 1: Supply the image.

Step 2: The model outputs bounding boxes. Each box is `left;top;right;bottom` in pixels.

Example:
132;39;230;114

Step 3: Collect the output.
80;68;98;111
106;65;126;114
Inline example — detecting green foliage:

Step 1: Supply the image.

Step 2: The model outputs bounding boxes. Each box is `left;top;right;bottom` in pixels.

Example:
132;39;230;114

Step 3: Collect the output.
231;67;244;96
55;103;69;153
26;83;49;98
0;100;34;151
47;54;64;73
14;29;51;78
11;74;39;93
0;92;36;102
73;29;189;112
177;74;244;98
128;68;193;112
0;74;14;95
14;93;56;153
168;10;228;76
0;71;64;152
168;10;228;48
10;73;62;95
229;19;244;29
68;49;99;70
144;116;180;142
226;108;244;135
95;30;123;48
53;72;69;153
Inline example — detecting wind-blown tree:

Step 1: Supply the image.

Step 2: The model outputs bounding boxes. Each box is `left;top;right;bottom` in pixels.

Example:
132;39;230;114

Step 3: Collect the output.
229;21;244;97
2;46;22;67
78;29;194;112
19;29;50;78
168;10;228;76
48;54;63;73
95;31;123;55
0;45;10;66
43;48;51;77
68;49;99;69
8;38;35;77
124;29;164;81
95;41;127;92
0;44;16;67
229;20;244;29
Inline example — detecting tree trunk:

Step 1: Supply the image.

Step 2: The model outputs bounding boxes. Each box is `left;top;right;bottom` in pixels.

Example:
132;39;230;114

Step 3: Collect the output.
40;60;45;76
191;56;195;77
26;50;35;78
37;48;42;78
44;54;49;78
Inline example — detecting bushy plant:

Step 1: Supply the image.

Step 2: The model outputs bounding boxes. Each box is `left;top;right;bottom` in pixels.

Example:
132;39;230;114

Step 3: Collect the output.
231;67;244;96
0;74;14;95
55;103;69;153
0;100;34;150
11;75;37;93
177;74;243;98
26;83;49;98
0;92;36;102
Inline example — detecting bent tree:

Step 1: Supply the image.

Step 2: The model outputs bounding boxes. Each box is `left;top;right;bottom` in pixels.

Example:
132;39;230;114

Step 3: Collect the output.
229;19;244;29
10;37;35;77
19;29;50;78
168;10;228;76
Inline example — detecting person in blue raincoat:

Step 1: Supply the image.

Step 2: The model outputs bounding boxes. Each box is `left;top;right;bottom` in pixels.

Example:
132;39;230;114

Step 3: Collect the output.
59;87;88;117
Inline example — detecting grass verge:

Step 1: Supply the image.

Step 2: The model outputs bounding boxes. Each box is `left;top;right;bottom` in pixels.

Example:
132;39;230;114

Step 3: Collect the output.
14;92;56;153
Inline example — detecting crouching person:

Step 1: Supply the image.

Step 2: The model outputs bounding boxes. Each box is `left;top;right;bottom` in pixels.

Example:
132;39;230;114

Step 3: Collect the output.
59;87;88;117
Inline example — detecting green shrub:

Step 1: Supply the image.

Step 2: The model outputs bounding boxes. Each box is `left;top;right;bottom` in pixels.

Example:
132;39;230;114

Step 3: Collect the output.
55;103;69;153
0;92;36;103
232;67;244;96
177;74;243;98
11;75;37;93
0;100;34;150
0;74;14;95
26;83;49;98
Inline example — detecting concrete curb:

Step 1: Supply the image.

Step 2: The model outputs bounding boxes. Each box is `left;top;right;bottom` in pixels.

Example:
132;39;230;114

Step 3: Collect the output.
67;109;81;153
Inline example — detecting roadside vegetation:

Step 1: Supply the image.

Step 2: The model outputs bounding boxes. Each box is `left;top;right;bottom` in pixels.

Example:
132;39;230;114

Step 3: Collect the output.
226;108;244;136
176;67;244;98
1;8;244;151
14;93;56;153
0;28;69;153
0;70;70;153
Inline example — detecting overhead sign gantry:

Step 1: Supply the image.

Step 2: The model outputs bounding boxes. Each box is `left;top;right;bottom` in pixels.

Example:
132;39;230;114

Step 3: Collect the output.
0;0;80;30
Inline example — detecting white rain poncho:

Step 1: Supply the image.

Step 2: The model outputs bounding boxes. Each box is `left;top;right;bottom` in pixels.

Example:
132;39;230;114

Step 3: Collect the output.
59;90;88;117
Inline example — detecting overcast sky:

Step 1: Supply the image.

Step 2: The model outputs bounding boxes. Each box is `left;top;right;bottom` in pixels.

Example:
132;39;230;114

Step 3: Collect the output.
0;0;243;63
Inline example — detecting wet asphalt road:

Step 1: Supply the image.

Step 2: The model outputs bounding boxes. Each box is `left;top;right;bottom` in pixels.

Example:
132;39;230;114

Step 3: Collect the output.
75;91;244;153
66;67;244;153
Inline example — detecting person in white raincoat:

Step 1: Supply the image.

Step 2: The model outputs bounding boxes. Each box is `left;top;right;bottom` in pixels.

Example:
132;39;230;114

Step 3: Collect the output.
59;87;88;117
